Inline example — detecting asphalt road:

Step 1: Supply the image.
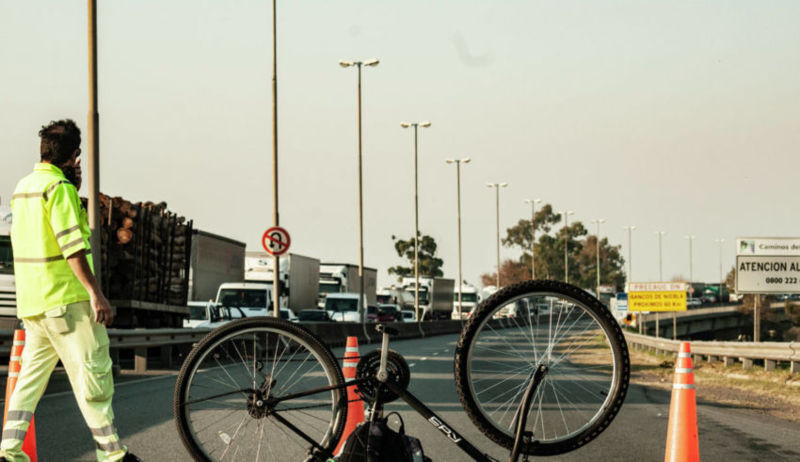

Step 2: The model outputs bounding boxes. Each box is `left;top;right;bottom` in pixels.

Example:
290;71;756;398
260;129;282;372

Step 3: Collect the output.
20;333;800;461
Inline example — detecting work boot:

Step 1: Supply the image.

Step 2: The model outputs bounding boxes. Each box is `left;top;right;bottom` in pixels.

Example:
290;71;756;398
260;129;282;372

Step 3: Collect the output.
121;453;142;462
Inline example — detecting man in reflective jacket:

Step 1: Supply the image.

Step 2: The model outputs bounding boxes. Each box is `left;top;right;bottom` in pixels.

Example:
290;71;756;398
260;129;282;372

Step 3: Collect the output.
0;120;139;462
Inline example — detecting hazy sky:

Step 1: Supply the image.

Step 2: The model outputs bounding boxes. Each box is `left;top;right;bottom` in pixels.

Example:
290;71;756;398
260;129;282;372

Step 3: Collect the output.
2;1;800;290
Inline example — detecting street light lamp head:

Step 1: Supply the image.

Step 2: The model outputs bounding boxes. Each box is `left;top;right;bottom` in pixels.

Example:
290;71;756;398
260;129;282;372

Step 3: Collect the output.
445;158;455;164
500;182;508;187
463;157;471;163
364;58;380;66
400;122;411;128
486;183;494;188
338;60;353;67
421;121;431;127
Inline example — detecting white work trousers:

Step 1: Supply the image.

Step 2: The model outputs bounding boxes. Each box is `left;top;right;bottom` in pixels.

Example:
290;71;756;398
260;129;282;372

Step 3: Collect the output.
0;301;126;461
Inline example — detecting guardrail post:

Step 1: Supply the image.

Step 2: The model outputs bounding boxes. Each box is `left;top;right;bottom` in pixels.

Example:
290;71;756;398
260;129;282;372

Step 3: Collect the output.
708;355;717;364
723;356;735;367
792;361;799;374
764;359;776;372
135;347;148;373
742;358;753;370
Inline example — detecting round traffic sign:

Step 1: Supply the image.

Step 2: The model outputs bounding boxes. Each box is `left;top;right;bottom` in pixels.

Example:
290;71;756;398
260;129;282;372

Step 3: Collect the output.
262;226;291;256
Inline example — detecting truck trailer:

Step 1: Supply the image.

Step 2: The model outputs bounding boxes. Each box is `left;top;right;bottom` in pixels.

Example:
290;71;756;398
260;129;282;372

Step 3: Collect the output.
246;252;321;312
188;230;246;302
318;263;377;307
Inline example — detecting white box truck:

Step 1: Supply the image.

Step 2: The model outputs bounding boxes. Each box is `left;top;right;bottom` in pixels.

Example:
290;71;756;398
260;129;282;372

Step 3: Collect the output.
245;252;320;312
318;263;376;307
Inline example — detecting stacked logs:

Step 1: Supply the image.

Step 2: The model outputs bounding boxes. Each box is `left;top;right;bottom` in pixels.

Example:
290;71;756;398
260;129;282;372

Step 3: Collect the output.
82;194;193;306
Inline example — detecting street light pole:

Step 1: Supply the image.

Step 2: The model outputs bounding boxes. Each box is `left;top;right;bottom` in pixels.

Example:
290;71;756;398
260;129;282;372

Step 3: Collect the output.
591;219;606;290
525;199;542;279
655;231;667;338
402;121;431;323
447;158;470;320
715;238;725;304
87;0;101;285
623;226;638;332
340;58;379;327
683;235;696;340
271;0;280;317
559;210;575;283
487;183;508;288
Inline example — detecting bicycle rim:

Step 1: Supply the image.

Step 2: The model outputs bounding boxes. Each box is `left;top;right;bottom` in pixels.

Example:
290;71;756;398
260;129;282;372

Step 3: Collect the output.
456;281;628;455
175;318;347;461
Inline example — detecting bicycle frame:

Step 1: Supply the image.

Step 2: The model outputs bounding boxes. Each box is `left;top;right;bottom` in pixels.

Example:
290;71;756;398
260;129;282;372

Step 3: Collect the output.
265;329;546;462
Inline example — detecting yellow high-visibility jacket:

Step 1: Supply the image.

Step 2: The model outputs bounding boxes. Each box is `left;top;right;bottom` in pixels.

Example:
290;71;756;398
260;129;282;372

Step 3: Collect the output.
10;163;93;318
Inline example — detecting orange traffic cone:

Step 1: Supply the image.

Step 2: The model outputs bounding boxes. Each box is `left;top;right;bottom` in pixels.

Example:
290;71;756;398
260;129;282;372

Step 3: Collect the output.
3;330;37;461
664;342;699;462
335;336;364;455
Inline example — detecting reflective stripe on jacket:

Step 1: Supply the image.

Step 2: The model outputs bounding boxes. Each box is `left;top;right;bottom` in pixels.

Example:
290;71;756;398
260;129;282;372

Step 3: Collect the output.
10;163;92;317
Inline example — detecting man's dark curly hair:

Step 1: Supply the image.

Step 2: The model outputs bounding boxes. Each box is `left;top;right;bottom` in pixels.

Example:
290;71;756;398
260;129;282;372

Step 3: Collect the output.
39;119;81;165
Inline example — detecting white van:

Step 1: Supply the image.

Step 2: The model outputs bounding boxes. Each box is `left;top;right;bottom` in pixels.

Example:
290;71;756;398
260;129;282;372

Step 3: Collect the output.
324;293;361;322
215;282;274;318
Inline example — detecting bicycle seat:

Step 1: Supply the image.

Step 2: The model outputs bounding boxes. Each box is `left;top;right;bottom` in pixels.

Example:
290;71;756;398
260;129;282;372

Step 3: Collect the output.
375;324;398;336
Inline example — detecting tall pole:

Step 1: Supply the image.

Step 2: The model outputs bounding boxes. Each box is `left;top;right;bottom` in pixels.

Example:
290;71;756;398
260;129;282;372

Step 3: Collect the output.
560;210;574;283
403;121;430;322
487;183;507;288
683;235;695;340
340;58;379;327
592;219;605;290
448;158;470;319
357;63;364;325
624;226;638;332
655;231;666;338
716;238;725;304
87;0;101;284
525;199;541;279
271;0;280;317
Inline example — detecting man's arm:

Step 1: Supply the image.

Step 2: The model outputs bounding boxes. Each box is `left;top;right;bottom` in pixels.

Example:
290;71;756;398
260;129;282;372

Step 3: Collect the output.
66;249;114;326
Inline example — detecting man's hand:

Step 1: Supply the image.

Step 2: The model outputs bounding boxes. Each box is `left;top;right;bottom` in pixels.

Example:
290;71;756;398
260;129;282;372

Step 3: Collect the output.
74;156;82;190
91;292;114;327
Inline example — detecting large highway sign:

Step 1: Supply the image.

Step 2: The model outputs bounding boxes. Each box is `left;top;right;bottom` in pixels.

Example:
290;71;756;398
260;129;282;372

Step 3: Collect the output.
736;237;800;293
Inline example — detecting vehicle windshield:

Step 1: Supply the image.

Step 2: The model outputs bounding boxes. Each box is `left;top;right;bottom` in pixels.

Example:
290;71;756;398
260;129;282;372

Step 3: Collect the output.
325;298;358;312
319;282;341;294
188;305;207;320
217;289;268;308
454;292;478;303
405;288;429;304
0;236;13;275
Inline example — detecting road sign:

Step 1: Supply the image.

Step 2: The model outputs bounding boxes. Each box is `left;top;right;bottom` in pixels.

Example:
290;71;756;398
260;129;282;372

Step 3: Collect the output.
736;237;800;294
736;255;800;293
262;226;291;256
627;282;687;312
616;293;628;312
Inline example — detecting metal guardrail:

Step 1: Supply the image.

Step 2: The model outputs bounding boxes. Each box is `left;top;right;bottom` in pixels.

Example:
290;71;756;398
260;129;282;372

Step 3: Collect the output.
0;320;471;373
624;331;800;373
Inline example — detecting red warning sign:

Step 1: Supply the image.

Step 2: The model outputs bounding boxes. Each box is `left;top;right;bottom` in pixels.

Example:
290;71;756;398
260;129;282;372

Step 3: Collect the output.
262;227;291;256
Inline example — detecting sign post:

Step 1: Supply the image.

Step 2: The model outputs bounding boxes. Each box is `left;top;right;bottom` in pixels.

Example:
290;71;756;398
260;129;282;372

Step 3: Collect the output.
262;227;291;317
736;237;800;341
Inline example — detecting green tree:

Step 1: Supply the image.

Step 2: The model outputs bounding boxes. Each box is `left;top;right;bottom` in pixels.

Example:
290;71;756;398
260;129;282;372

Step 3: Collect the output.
495;204;627;290
388;233;444;280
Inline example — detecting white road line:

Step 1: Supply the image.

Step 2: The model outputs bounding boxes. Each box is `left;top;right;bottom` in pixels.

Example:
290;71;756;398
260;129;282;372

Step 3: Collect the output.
0;373;178;404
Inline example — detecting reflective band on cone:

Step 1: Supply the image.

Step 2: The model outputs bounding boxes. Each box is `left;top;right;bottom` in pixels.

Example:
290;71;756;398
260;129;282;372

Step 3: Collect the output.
335;336;364;455
665;341;699;462
3;329;38;461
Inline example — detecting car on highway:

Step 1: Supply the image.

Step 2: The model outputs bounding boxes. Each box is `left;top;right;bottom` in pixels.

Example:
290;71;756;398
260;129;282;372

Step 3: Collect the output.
377;304;401;322
184;302;245;329
687;298;702;307
400;310;416;322
367;305;378;322
279;308;299;322
296;309;331;322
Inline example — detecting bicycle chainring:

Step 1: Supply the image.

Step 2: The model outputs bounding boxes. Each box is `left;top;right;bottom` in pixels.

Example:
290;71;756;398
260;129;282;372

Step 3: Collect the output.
354;349;411;404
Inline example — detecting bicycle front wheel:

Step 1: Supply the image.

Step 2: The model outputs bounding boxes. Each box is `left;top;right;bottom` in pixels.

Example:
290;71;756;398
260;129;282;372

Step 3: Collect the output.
455;280;629;456
174;317;348;461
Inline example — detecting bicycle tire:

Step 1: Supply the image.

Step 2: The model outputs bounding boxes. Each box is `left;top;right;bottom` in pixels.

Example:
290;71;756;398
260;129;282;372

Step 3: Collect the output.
454;280;629;456
174;317;348;461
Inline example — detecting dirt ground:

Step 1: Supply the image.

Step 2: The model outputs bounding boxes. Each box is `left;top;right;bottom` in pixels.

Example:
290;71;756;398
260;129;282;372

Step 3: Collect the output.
629;347;800;423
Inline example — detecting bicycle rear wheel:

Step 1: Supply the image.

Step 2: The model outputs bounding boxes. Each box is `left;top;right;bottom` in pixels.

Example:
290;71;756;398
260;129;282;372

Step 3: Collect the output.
455;280;629;456
174;317;348;461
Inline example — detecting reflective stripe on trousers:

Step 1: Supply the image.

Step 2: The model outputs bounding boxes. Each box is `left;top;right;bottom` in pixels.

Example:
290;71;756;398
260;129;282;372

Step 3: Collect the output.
0;301;127;462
